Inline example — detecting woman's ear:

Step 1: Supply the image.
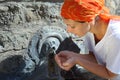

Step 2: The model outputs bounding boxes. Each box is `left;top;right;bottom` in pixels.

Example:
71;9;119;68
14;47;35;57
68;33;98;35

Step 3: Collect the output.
89;16;99;25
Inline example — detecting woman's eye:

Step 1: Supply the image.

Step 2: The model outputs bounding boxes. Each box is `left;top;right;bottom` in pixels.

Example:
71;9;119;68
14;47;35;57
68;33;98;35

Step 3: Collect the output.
76;21;85;23
71;26;75;28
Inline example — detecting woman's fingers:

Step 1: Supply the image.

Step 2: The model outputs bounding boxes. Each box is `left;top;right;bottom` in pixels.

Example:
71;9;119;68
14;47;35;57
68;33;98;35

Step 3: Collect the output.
55;54;69;70
55;51;77;70
55;54;75;71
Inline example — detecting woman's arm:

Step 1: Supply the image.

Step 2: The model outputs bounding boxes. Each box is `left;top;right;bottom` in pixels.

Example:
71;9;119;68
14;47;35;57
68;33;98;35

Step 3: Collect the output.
79;51;97;63
55;51;117;79
77;53;117;79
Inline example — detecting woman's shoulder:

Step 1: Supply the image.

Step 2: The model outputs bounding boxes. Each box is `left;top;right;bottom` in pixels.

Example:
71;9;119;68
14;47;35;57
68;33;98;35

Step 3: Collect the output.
107;20;120;41
108;19;120;32
109;19;120;25
105;19;120;42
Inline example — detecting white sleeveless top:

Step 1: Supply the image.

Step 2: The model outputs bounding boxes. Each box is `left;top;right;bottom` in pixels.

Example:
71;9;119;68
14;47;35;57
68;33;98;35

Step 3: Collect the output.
84;19;120;80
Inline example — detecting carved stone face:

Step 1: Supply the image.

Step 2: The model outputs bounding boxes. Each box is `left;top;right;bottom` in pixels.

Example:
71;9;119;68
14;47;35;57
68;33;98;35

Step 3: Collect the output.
27;26;69;80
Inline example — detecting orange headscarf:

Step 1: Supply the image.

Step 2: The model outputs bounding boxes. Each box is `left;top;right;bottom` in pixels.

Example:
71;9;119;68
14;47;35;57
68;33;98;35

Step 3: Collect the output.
61;0;120;23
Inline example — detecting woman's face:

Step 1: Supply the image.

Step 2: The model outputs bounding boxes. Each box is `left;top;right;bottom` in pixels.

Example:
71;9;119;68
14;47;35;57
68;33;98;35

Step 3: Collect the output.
63;18;91;37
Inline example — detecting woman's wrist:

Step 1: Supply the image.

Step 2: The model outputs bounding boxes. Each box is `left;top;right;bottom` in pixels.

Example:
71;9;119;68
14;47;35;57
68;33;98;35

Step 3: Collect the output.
74;54;81;64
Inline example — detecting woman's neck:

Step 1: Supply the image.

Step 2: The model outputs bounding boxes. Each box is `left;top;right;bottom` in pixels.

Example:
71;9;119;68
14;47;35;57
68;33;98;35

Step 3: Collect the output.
91;17;109;43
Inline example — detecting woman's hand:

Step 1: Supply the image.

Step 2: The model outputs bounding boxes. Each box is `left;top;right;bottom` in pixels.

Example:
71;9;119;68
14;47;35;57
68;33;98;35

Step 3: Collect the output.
55;50;79;71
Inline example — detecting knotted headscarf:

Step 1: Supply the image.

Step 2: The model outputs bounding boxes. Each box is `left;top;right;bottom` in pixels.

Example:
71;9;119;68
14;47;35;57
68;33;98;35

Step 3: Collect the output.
61;0;119;23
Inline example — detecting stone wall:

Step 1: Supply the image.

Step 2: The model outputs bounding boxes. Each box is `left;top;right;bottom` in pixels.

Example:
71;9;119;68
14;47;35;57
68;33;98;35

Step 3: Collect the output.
105;0;120;15
0;0;120;80
0;2;63;52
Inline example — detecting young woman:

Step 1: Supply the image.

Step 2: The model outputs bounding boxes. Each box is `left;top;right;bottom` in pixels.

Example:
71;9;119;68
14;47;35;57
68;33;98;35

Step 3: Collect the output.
55;0;120;80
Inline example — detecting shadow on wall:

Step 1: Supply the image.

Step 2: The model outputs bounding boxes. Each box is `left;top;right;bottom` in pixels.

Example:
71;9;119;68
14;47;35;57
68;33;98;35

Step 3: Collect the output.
0;55;27;80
